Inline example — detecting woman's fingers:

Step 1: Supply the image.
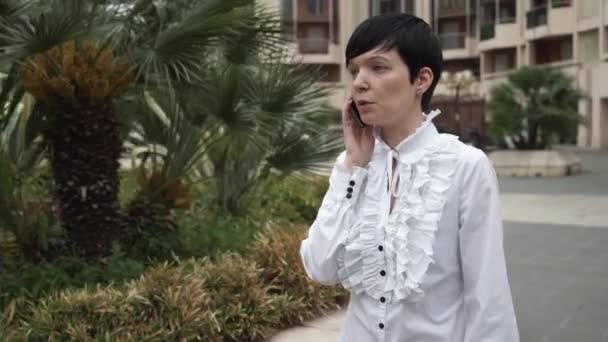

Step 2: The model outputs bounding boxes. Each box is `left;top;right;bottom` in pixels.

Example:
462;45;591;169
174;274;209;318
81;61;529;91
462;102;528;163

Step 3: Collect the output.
342;99;353;128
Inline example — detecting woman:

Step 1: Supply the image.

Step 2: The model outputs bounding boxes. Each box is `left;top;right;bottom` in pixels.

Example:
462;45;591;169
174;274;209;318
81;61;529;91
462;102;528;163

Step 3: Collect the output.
300;13;519;342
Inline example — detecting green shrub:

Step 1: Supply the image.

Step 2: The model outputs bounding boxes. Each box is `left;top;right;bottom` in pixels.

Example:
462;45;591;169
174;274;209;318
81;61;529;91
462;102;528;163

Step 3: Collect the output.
2;262;220;341
198;255;303;341
176;207;262;258
0;250;145;310
250;175;329;224
251;224;348;325
0;173;346;340
2;256;307;341
1;225;348;341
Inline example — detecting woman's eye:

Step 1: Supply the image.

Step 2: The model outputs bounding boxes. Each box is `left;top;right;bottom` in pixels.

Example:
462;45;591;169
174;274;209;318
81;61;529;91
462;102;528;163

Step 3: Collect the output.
373;65;387;72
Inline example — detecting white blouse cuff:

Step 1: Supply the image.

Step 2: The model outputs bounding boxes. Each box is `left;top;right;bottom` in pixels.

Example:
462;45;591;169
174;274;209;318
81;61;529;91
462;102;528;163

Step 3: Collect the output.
327;163;368;204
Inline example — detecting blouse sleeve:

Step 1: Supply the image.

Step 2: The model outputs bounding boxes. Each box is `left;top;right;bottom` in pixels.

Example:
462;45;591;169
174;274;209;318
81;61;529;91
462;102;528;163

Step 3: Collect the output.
300;152;368;285
458;150;520;342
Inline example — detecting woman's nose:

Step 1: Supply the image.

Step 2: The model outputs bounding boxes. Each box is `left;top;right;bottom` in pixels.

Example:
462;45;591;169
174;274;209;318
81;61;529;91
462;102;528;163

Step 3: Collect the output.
352;72;370;92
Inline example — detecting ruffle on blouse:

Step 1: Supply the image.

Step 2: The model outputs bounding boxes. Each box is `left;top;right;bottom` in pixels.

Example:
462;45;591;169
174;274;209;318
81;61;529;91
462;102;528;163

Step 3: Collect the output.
336;112;459;302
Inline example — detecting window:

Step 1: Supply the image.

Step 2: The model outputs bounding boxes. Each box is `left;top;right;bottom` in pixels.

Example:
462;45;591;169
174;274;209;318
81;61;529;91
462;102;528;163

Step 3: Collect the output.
498;0;516;23
404;0;415;13
281;0;293;18
307;0;326;14
298;25;329;53
313;64;341;82
439;20;466;49
369;0;415;16
534;36;573;64
485;48;516;73
369;0;401;16
332;0;340;43
281;0;295;41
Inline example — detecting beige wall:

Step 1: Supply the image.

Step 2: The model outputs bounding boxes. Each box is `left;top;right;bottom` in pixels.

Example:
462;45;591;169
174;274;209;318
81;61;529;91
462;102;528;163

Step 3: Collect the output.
578;0;599;21
525;6;575;40
479;22;522;51
578;29;600;64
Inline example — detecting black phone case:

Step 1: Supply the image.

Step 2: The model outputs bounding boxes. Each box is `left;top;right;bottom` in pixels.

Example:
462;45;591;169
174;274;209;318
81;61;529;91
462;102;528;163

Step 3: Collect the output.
350;101;367;128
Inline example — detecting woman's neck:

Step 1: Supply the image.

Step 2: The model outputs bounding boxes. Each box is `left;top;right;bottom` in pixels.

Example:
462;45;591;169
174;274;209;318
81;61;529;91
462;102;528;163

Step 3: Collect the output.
380;109;425;149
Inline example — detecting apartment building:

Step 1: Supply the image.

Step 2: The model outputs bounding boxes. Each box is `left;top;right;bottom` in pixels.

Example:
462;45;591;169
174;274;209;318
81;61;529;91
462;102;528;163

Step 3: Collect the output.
259;0;608;149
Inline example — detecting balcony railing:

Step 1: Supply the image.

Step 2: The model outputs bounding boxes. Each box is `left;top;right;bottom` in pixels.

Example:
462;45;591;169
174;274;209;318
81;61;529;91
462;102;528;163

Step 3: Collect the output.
436;0;467;17
439;32;466;49
297;13;330;23
498;15;516;24
551;0;571;8
526;5;548;28
298;38;329;54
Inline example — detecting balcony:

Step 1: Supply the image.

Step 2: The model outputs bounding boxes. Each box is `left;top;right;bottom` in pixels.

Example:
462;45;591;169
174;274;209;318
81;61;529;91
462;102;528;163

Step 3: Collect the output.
527;5;548;28
439;32;467;50
532;36;573;65
298;38;329;54
525;0;574;40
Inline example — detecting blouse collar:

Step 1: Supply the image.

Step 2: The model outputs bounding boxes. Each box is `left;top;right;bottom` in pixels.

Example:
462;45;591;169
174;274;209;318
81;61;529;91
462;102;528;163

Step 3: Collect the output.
373;109;442;157
371;109;442;198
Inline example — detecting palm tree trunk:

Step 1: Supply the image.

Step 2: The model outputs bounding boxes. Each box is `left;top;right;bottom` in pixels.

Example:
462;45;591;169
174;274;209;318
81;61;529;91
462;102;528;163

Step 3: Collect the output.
527;122;539;150
44;100;124;258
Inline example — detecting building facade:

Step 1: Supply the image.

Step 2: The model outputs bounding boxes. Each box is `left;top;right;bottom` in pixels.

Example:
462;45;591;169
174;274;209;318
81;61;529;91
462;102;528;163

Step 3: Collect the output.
259;0;608;149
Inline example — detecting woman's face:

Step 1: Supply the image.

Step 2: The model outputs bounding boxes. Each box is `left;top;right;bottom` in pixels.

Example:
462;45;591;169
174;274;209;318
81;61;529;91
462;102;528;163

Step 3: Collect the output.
347;46;432;128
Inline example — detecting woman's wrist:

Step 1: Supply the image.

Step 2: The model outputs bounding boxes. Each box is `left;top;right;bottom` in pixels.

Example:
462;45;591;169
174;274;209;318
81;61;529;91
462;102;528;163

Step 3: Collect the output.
344;152;368;170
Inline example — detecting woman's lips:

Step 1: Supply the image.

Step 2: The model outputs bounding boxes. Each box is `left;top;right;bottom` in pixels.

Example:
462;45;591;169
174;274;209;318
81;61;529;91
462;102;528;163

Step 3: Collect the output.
357;102;374;112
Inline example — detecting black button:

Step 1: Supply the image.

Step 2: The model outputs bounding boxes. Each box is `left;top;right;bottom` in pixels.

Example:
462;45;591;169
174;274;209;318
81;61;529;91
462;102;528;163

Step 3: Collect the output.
378;245;383;252
347;187;353;193
380;297;386;303
379;323;385;329
346;193;352;199
349;180;355;186
380;270;386;277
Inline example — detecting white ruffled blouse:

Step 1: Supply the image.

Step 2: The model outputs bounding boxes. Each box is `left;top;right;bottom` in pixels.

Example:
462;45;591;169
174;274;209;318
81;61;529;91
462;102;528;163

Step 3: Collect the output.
300;110;519;342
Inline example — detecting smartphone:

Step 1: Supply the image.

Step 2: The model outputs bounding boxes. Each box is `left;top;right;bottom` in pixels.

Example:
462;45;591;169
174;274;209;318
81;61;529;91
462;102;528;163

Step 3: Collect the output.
349;99;367;128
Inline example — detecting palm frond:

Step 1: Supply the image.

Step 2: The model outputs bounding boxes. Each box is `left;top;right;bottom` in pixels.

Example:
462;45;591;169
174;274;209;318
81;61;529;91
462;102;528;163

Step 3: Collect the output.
265;129;343;176
129;1;247;85
127;89;220;181
0;0;34;20
0;0;109;63
0;93;44;175
127;1;283;87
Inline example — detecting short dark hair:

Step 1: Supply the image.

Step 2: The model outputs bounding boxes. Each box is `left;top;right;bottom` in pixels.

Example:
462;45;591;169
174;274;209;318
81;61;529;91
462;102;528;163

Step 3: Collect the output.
345;13;443;111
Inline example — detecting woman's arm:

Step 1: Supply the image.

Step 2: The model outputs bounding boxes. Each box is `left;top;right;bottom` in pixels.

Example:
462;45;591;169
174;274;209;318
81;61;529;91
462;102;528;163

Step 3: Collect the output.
300;152;368;285
458;149;520;342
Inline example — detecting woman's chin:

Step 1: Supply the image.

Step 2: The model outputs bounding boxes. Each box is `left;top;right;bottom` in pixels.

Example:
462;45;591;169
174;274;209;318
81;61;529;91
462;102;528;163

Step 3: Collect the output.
361;113;376;127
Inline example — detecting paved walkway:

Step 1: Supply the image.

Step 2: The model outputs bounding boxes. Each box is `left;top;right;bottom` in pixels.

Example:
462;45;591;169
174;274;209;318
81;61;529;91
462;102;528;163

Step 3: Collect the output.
270;149;608;342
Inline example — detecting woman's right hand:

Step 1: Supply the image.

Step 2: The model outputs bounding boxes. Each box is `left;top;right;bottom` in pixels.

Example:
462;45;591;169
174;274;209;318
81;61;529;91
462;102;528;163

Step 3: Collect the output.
342;99;375;170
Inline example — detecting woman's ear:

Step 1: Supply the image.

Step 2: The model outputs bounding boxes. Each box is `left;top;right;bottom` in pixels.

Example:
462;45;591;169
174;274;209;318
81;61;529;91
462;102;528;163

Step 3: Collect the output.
415;67;434;95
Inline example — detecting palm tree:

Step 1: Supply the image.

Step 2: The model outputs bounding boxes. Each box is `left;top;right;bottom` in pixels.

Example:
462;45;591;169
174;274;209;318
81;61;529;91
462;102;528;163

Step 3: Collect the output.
0;0;283;258
127;60;342;217
488;66;583;150
1;0;342;257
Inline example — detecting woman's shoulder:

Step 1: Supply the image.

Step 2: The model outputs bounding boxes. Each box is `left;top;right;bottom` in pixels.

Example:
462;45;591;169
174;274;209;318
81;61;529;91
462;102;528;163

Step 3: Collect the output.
444;136;488;165
440;135;496;184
